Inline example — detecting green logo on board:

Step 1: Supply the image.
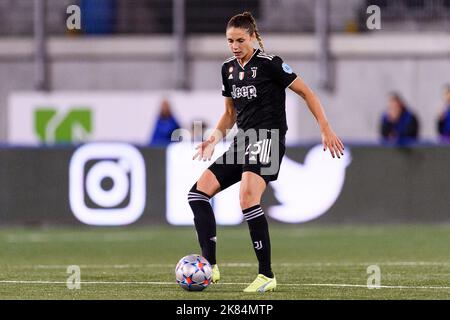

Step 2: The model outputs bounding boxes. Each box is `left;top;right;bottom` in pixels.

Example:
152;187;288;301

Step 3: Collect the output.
35;108;92;143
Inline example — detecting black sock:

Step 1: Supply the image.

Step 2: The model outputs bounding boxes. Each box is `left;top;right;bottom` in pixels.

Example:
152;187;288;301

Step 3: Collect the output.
188;183;217;265
243;205;274;278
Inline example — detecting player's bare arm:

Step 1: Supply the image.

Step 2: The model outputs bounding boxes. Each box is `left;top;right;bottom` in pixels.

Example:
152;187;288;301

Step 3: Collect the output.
288;77;345;159
193;97;236;161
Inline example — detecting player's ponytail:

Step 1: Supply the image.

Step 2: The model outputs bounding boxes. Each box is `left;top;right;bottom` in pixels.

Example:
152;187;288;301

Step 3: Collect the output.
227;11;265;52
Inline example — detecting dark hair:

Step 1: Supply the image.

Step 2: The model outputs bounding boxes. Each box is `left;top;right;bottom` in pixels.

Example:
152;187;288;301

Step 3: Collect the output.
388;92;406;109
227;11;264;52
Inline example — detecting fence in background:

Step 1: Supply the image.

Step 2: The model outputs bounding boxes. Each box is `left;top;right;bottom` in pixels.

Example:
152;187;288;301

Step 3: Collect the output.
1;0;450;36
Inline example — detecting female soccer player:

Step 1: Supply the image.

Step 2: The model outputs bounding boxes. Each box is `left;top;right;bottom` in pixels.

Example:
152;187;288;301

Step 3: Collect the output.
188;12;344;292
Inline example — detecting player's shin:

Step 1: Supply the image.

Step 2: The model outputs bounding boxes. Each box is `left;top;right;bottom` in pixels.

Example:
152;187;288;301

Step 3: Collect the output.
243;205;274;278
188;183;217;265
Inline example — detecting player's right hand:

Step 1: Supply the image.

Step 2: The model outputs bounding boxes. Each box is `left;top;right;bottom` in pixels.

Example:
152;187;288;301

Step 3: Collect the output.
193;136;216;161
321;126;344;159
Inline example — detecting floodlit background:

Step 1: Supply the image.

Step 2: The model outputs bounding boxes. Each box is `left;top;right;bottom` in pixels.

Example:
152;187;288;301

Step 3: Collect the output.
0;0;449;299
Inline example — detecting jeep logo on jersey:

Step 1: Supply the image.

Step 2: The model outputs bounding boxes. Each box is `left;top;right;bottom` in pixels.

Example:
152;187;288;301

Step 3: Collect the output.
231;85;257;100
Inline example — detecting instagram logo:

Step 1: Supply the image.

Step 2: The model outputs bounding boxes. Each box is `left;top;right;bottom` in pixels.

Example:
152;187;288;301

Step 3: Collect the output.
69;143;146;226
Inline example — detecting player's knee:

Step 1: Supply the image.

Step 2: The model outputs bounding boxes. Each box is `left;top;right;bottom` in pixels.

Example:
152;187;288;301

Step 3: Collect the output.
196;171;220;196
189;182;211;197
239;188;259;209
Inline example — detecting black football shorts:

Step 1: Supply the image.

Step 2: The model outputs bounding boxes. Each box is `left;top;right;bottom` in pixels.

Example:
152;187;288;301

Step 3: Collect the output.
208;129;286;190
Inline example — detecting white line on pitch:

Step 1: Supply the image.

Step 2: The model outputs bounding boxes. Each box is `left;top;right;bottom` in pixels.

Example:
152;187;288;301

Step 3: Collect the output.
0;280;175;285
1;280;449;290
16;261;450;269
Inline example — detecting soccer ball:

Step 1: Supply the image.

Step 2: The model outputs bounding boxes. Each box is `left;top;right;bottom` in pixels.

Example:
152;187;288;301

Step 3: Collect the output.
175;254;212;291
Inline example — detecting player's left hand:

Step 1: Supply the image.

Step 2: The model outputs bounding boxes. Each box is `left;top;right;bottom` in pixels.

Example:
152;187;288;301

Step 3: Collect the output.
321;126;344;159
193;136;216;161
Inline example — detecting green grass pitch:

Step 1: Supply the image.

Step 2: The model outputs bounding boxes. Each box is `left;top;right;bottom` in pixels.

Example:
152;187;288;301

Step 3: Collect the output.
0;224;449;299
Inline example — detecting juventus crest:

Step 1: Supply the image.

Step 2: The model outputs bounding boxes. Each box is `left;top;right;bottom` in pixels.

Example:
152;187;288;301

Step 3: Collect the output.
251;67;257;78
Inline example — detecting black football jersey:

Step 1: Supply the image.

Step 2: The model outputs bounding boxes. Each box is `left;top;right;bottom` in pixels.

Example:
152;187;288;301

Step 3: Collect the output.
221;48;297;137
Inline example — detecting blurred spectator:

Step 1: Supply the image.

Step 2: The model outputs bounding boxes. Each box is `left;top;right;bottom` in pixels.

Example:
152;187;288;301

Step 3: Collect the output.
81;0;117;35
437;85;450;142
380;93;419;145
149;99;180;146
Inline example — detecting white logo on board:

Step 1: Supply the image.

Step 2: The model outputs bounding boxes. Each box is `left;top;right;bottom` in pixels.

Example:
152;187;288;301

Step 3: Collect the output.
269;145;351;223
69;143;146;226
166;143;351;225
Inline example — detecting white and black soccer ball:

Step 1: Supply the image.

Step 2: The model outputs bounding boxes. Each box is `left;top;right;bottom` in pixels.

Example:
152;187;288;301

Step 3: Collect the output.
175;254;212;291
